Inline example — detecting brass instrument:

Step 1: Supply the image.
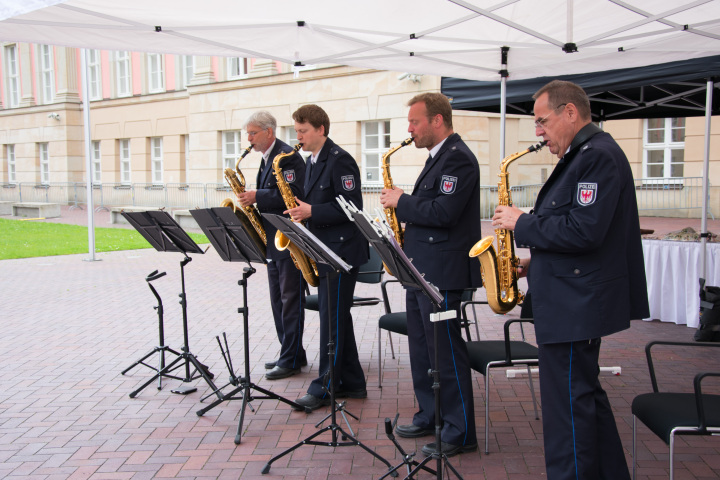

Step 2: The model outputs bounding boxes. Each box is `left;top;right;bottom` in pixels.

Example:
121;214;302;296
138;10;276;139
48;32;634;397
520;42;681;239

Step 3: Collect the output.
469;140;547;314
380;137;413;277
381;137;413;247
272;143;320;287
222;144;267;258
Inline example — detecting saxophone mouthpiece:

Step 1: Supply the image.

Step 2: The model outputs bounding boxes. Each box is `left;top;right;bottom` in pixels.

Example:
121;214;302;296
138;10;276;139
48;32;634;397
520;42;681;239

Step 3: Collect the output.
529;140;548;152
402;137;414;146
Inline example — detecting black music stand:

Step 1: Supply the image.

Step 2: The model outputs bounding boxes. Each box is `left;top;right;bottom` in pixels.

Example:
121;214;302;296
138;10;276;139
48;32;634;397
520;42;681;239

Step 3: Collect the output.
122;210;219;399
337;197;463;480
260;213;395;476
189;207;304;444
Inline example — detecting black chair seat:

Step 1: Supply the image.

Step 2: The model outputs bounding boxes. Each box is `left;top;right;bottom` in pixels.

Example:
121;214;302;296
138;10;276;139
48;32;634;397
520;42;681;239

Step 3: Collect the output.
466;340;539;376
632;392;720;444
378;312;408;336
305;294;381;312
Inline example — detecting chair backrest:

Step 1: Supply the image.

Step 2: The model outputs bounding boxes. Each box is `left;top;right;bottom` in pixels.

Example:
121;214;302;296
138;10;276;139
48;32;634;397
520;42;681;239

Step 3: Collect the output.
357;245;384;285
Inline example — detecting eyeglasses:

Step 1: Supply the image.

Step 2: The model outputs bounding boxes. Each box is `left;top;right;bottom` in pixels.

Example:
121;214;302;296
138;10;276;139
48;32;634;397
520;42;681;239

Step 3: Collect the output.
246;129;267;137
534;103;567;129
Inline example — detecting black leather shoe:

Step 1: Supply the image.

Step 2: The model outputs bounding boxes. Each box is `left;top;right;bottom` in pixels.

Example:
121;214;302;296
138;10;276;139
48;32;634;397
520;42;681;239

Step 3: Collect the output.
335;388;367;399
395;424;434;438
265;358;308;370
293;393;331;412
265;366;300;380
421;441;478;457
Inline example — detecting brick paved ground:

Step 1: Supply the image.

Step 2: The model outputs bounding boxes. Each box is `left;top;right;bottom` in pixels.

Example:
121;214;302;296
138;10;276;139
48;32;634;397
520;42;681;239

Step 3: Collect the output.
1;208;719;479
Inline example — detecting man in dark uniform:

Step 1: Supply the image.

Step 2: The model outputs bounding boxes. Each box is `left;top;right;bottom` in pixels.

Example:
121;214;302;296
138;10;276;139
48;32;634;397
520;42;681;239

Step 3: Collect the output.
380;92;482;457
285;104;369;411
492;80;649;479
237;111;307;380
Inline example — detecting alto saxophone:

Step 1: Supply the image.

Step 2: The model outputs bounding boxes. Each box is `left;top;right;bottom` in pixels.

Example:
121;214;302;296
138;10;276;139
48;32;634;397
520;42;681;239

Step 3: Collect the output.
272;144;320;288
222;144;267;258
382;137;413;247
469;140;547;314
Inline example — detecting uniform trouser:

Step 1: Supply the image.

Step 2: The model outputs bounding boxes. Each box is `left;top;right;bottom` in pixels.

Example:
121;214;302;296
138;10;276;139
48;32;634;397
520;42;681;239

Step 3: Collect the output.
267;256;307;369
405;288;476;447
538;339;630;480
307;268;366;398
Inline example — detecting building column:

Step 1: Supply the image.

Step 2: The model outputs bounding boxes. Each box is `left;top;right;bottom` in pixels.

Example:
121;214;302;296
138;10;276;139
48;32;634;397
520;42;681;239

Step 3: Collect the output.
249;58;276;78
55;47;80;103
18;43;35;107
189;56;215;85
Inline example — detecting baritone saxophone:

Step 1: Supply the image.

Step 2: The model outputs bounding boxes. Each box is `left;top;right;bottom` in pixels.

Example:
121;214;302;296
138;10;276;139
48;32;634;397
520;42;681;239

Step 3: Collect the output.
272;144;320;287
469;140;546;314
222;144;267;258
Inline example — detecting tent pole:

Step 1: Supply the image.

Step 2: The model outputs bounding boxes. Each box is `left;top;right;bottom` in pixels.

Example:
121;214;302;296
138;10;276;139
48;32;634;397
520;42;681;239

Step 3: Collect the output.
81;48;97;262
701;79;713;279
500;46;509;158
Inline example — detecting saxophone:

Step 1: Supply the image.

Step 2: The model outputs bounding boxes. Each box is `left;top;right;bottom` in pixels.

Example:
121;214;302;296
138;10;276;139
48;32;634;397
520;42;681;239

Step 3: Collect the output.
221;144;267;258
382;137;413;247
272;144;320;288
469;140;547;314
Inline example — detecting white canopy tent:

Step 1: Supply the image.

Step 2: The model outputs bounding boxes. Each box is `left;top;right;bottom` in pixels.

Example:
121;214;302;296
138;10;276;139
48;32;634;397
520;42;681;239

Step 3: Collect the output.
0;0;718;266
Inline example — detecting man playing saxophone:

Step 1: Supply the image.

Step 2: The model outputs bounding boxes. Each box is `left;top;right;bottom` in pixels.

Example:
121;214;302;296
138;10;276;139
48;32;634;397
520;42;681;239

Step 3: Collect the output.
491;80;648;480
379;92;482;457
285;104;369;411
237;111;308;380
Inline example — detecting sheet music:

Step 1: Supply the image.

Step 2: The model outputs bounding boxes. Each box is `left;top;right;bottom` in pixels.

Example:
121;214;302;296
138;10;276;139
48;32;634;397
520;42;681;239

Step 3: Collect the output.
292;222;352;273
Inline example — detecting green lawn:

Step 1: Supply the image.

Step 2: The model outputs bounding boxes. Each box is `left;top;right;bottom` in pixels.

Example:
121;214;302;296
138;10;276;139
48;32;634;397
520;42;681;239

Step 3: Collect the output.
0;218;209;260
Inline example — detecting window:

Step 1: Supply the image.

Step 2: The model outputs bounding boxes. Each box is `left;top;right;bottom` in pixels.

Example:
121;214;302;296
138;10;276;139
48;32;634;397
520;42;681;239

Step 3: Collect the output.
284;127;310;158
115;51;131;97
119;139;131;184
7;145;16;183
179;56;194;89
4;45;20;108
151;137;163;184
87;49;102;100
227;57;248;79
362;120;391;184
147;53;164;93
92;141;101;183
644;118;685;182
39;45;55;104
39;143;49;184
222;131;242;170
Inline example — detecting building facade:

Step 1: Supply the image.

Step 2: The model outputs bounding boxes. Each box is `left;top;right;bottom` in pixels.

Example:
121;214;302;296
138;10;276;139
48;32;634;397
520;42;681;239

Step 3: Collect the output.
0;42;717;217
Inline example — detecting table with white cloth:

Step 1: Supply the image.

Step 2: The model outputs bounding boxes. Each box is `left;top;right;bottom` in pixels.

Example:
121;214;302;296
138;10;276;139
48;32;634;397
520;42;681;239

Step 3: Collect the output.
642;239;720;327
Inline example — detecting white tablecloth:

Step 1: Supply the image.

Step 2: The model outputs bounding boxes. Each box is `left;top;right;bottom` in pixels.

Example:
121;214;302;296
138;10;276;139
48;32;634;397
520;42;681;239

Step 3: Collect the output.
642;239;720;327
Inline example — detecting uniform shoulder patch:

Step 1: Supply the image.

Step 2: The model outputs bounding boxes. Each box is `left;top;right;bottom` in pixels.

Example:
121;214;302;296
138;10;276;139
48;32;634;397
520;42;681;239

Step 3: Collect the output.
283;169;296;183
577;182;597;206
440;175;458;194
341;175;355;191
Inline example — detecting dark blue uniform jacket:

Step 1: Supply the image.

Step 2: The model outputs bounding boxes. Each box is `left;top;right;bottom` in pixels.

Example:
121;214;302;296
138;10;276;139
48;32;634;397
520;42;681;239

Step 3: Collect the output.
304;137;368;274
255;139;306;261
514;124;649;344
397;133;483;291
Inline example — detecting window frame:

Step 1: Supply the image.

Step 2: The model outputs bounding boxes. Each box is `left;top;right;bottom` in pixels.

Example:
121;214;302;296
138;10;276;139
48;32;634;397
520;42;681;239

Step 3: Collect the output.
151;137;163;184
91;140;101;184
222;130;243;171
7;145;17;184
643;117;686;184
147;53;164;93
361;120;391;186
39;142;50;185
39;45;55;104
119;139;131;185
115;51;131;98
4;45;20;108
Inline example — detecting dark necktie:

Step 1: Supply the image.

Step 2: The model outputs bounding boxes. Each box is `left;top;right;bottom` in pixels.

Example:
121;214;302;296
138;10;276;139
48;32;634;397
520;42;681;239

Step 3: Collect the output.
305;159;314;190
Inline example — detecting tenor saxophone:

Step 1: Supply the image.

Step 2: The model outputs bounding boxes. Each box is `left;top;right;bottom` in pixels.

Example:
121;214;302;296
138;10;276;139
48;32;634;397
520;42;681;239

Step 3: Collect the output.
469;140;547;314
222;145;267;258
272;144;320;287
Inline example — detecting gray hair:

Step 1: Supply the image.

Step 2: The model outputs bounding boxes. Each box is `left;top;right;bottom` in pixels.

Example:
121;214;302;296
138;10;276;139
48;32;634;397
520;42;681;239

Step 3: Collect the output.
243;110;277;133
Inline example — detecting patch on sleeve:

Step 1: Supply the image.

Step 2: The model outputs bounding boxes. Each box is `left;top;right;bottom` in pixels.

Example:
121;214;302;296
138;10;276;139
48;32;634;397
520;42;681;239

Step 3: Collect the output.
283;169;296;183
577;182;597;206
440;175;458;194
341;175;355;191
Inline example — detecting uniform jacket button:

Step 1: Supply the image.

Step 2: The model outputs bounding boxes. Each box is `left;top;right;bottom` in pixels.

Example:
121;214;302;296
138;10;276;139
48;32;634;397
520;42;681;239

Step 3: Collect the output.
552;201;556;206
429;237;434;242
340;236;344;241
573;268;581;275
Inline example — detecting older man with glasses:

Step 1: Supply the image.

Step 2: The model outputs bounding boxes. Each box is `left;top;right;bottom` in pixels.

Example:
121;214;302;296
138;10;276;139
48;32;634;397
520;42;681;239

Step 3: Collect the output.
492;80;649;480
237;111;308;380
